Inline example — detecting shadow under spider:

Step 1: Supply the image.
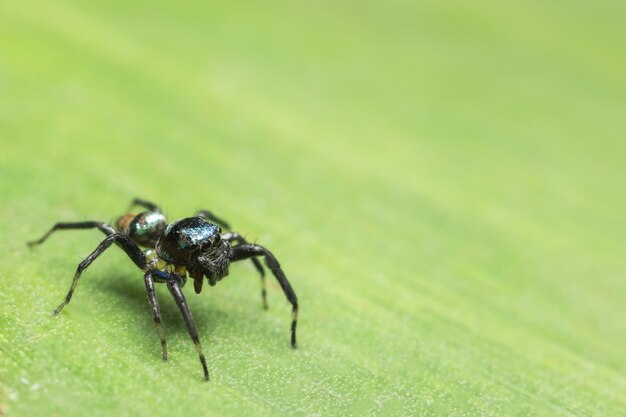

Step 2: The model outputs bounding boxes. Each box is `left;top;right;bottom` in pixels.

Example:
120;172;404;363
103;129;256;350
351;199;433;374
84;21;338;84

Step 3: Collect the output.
93;273;223;337
93;272;268;341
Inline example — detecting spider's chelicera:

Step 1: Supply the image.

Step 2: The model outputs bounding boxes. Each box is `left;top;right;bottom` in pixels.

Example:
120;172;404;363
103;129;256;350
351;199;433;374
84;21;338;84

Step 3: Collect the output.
27;198;298;381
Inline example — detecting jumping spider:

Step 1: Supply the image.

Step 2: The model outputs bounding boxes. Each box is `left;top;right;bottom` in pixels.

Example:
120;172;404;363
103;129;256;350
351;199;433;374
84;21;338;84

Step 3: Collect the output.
27;198;298;381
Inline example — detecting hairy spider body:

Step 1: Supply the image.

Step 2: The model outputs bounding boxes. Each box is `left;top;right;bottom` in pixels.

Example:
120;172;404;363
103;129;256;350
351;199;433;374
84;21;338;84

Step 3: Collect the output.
27;198;298;381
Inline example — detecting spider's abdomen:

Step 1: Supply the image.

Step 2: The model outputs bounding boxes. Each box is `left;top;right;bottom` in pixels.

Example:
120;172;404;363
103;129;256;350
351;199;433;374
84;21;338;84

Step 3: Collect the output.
116;211;167;247
156;217;221;265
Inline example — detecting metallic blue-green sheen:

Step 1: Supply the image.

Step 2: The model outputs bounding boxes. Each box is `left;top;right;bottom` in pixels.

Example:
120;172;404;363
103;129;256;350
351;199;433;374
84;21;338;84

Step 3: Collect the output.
157;217;221;264
135;212;167;236
178;223;219;248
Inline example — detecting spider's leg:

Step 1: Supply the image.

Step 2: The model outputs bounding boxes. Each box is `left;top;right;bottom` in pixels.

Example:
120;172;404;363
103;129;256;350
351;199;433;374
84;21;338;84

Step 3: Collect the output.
222;232;267;309
27;221;116;247
129;198;162;213
230;244;298;348
195;210;231;230
53;234;147;315
144;271;168;361
166;279;209;381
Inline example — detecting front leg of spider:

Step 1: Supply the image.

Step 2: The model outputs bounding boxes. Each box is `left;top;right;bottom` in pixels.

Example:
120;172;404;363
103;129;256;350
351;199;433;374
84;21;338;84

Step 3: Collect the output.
53;233;147;315
166;277;210;381
223;232;268;309
144;271;168;361
230;244;299;348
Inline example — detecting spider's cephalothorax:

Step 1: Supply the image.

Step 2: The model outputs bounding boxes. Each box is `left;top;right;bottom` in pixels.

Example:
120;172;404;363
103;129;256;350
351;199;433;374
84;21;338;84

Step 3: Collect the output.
27;198;298;381
156;217;230;286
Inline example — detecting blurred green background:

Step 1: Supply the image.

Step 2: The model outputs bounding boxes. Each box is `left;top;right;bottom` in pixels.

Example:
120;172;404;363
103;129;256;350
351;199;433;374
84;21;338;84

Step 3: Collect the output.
1;0;625;416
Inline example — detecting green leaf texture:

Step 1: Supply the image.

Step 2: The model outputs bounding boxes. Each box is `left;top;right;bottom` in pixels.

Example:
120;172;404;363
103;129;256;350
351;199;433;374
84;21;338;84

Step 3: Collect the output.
0;1;625;416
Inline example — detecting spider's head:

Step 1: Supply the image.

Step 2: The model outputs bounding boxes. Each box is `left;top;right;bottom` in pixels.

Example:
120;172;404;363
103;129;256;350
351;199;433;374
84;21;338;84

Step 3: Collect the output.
156;217;230;291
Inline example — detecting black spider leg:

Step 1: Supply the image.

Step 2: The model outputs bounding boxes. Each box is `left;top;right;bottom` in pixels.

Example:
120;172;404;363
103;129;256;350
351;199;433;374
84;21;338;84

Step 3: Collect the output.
230;244;298;348
195;210;231;230
144;271;168;361
166;278;210;381
129;198;162;213
27;221;116;248
53;234;147;315
222;232;268;309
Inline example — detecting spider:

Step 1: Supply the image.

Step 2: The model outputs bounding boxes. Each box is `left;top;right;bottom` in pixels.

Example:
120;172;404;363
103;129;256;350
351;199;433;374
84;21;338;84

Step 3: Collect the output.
27;198;298;381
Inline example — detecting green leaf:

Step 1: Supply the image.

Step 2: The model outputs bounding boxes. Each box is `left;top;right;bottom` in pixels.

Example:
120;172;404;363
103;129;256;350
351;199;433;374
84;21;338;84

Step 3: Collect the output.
1;0;625;416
